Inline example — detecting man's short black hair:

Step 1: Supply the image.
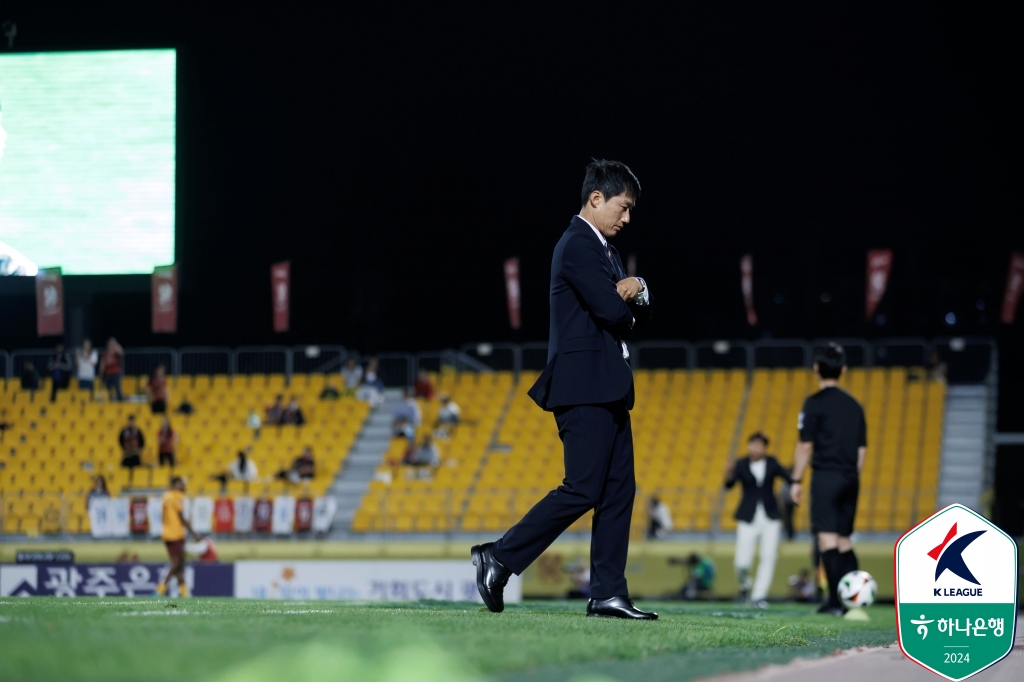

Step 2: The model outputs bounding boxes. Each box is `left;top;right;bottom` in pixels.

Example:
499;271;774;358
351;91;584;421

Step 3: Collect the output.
748;431;769;446
815;342;846;380
580;159;641;208
170;476;183;487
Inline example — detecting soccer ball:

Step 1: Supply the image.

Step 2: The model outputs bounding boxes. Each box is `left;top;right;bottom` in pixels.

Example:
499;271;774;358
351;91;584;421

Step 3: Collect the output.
838;570;877;609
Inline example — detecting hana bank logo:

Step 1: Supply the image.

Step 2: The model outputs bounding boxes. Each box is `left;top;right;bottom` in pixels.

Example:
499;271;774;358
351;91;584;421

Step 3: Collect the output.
928;522;985;596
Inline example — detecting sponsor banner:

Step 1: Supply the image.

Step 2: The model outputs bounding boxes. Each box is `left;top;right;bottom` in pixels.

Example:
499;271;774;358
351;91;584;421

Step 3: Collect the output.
896;503;1018;680
740;254;757;326
234;560;522;603
271;261;290;333
191;496;215;534
151;264;178;333
0;563;234;598
865;249;893;320
1001;251;1024;324
35;267;64;336
504;258;521;330
234;496;255;533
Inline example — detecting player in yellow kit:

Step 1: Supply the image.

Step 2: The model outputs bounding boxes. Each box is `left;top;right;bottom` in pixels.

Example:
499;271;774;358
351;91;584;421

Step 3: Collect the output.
156;476;199;597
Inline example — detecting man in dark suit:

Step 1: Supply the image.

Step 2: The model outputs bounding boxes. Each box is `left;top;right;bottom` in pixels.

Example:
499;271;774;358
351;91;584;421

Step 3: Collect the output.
472;159;655;620
724;432;792;606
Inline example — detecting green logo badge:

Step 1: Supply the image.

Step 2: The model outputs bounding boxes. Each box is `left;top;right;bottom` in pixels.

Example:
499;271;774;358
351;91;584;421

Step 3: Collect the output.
895;503;1018;680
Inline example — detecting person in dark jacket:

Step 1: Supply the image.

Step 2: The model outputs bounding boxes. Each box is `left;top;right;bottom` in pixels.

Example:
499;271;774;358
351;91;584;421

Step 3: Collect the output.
724;432;792;606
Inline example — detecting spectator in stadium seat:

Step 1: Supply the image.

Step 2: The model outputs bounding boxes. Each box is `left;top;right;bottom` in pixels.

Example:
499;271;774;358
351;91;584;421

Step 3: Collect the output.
118;415;145;486
19;361;40;391
436;393;461;426
48;344;73;402
646;495;674;539
413;370;436;400
275;446;315;484
402;433;440;469
212;448;259;493
284;396;306;426
392;388;421;438
157;416;178;468
147;365;169;414
341;357;363;392
75;339;98;394
265;395;286;425
319;382;341;400
175;395;194;415
356;358;385;406
246;408;262;438
87;474;110;504
99;337;124;401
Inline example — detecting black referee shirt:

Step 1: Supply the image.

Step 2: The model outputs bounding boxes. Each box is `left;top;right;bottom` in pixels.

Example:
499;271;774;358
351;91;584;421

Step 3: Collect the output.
798;386;866;475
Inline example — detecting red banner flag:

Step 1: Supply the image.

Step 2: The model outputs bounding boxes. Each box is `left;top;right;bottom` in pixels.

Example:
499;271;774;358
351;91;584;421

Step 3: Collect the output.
35;267;64;336
504;258;521;330
151;264;178;333
865;249;893;320
213;498;235;533
1001;251;1024;324
271;261;290;333
294;497;313;532
740;254;757;326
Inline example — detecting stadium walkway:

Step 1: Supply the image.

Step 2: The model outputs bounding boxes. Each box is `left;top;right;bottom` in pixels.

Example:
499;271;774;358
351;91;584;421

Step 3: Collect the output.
702;615;1023;682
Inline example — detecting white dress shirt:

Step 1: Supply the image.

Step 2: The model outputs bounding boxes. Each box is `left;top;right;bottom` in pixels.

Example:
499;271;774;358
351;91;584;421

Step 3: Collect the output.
749;457;767;515
578;215;650;359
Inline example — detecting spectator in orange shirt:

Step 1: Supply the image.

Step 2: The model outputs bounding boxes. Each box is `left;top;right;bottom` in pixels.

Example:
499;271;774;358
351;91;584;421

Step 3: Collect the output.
148;365;169;414
99;338;124;402
413;370;436;400
157;416;178;468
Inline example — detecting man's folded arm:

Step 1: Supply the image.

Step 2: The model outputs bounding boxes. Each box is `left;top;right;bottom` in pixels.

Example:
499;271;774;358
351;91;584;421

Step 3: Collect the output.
561;239;634;330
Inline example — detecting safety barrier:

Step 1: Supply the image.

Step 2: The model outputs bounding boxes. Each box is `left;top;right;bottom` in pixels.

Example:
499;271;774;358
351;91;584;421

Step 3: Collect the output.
3;338;996;385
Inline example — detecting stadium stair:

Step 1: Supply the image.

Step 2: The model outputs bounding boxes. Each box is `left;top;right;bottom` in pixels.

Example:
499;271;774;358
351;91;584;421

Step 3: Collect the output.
936;385;990;512
328;389;403;529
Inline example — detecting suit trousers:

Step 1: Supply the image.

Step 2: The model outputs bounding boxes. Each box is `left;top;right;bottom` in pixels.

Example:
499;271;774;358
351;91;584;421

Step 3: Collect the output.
734;504;782;602
493;401;636;599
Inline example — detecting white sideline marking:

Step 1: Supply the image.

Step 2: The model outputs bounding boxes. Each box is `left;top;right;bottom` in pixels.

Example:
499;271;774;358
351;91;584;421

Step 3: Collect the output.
263;609;338;614
116;610;190;617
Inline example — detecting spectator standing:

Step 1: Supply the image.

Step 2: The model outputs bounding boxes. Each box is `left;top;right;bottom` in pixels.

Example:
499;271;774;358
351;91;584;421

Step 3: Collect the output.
413;370;436;400
265;395;286;425
646;495;674;539
99;338;124;401
75;339;99;394
246;408;262;439
341;358;363;392
356;358;385;406
48;344;73;401
392;388;422;438
87;474;110;504
148;365;170;414
284;396;306;426
118;415;145;486
20;361;40;391
157;416;178;468
275;446;315;483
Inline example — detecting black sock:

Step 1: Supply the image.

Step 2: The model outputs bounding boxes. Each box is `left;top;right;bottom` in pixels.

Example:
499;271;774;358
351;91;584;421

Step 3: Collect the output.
839;549;858;576
821;548;843;609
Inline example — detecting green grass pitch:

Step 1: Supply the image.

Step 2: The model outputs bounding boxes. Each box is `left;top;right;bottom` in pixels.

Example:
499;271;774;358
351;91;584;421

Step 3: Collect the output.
0;599;897;682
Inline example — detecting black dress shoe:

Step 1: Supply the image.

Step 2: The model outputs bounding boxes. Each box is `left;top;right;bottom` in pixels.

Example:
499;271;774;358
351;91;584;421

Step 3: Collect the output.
471;543;511;613
587;596;658;620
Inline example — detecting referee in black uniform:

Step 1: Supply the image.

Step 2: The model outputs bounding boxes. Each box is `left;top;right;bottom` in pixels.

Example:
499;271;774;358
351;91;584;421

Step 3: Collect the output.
789;343;867;616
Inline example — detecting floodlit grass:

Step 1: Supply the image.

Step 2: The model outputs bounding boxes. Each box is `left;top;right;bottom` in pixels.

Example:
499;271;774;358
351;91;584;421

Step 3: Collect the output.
0;599;897;682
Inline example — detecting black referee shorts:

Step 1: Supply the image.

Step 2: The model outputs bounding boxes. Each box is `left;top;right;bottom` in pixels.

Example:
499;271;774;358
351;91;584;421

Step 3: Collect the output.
810;470;859;536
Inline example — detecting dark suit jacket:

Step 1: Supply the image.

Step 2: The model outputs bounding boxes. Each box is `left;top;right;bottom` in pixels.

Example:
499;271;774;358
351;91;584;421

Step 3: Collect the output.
528;216;651;410
724;456;792;522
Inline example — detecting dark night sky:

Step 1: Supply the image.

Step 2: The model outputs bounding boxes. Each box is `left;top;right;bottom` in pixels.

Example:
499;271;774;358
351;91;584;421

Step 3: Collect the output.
0;3;1021;423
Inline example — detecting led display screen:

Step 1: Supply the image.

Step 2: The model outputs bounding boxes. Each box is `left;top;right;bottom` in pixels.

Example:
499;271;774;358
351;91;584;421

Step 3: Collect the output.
0;49;175;275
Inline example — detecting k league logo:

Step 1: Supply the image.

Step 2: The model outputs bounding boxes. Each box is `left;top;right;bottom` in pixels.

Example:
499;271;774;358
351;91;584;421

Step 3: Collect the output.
895;504;1018;681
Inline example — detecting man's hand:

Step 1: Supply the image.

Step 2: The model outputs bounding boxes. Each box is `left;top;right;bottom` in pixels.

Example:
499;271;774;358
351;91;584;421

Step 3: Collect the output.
790;483;802;506
616;278;643;301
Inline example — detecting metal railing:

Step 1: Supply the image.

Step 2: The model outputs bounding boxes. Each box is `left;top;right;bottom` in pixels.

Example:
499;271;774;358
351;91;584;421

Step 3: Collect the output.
2;338;996;386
